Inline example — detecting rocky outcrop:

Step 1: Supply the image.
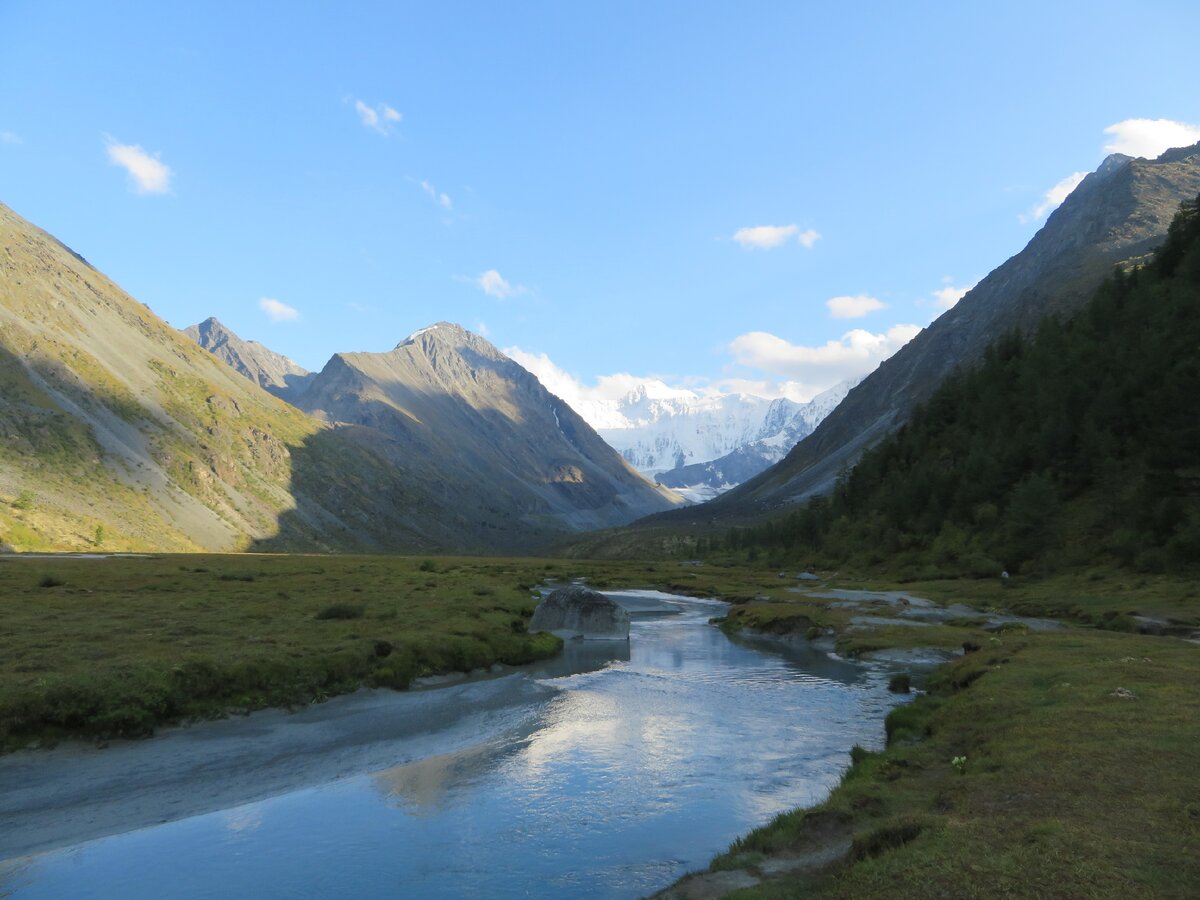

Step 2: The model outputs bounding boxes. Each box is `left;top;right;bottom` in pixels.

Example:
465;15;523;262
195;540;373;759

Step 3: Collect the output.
184;317;314;402
529;586;631;641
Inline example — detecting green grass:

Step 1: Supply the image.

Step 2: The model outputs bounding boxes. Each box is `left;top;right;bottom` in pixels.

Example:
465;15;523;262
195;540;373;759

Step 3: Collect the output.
0;553;587;748
0;553;746;749
670;568;1200;898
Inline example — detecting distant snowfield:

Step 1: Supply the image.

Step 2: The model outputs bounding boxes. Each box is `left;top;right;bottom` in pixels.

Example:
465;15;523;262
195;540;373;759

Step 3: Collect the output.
559;379;858;500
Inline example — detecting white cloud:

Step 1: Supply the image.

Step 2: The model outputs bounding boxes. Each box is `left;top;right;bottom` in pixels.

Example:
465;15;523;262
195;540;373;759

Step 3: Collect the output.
1103;118;1200;159
0;131;19;144
476;320;490;337
930;279;975;312
105;137;172;195
1020;171;1088;223
826;294;886;319
420;179;453;210
728;324;921;388
473;269;525;299
732;223;820;250
259;297;299;322
354;99;402;135
797;228;821;248
504;340;875;429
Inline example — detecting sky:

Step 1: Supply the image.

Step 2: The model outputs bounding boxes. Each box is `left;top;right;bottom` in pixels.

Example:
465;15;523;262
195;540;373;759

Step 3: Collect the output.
2;1;1199;413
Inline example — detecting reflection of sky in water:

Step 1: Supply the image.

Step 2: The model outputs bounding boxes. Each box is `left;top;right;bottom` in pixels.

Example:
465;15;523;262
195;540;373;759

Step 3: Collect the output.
4;595;901;900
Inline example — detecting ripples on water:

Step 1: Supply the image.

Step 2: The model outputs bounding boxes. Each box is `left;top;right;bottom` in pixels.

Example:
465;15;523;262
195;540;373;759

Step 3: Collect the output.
1;592;903;899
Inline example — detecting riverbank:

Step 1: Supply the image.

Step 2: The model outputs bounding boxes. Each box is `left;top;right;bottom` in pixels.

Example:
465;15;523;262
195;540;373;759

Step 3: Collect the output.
662;571;1200;898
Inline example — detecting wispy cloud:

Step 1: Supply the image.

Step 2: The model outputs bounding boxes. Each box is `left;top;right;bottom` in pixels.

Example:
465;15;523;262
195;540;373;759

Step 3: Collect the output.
1103;118;1200;159
728;324;921;389
826;294;885;319
104;136;172;195
0;131;20;145
1020;171;1088;223
732;224;821;250
419;179;453;210
472;269;525;299
259;297;299;322
353;99;402;135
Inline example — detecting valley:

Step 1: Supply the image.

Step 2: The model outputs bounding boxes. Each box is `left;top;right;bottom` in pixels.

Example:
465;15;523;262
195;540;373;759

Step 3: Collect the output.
3;9;1199;895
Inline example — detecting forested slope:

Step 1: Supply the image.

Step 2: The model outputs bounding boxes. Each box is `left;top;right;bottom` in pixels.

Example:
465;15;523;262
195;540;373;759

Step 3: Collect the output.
721;195;1200;576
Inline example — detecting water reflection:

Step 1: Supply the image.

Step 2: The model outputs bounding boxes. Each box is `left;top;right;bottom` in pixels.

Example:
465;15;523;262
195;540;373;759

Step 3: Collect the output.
4;591;902;900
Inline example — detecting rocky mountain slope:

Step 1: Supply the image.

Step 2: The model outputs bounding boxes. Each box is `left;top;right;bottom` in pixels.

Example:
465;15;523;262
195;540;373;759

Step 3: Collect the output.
0;203;678;552
291;323;682;533
685;142;1200;518
183;316;314;402
0;201;442;552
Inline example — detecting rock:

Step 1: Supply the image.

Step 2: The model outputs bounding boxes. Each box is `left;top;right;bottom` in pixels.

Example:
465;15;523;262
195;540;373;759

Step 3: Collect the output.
796;572;821;582
529;585;630;641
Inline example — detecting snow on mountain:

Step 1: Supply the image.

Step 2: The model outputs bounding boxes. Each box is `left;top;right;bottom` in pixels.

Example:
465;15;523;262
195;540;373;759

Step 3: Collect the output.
582;378;859;498
650;380;858;500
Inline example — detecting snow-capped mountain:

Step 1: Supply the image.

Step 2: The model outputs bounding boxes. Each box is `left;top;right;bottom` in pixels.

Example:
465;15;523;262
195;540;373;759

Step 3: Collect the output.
589;379;858;501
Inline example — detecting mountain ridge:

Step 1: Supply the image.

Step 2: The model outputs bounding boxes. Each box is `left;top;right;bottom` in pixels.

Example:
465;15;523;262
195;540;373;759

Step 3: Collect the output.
678;141;1200;518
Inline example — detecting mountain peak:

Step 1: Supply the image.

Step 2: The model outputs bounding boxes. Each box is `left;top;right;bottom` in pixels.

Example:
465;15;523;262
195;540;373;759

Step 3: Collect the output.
184;316;311;399
398;321;475;348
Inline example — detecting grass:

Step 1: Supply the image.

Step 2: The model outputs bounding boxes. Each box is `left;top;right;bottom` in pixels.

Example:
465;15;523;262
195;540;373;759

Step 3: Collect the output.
4;553;1197;896
674;567;1200;899
0;553;745;749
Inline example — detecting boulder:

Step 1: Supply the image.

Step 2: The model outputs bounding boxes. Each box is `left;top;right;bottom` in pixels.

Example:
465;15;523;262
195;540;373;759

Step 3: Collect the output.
529;585;630;641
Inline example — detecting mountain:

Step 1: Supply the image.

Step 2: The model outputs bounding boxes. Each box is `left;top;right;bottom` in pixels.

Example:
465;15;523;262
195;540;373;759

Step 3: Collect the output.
581;379;854;502
182;316;314;402
0;202;678;553
651;381;856;501
691;142;1200;517
726;193;1200;575
0;200;453;553
290;323;682;533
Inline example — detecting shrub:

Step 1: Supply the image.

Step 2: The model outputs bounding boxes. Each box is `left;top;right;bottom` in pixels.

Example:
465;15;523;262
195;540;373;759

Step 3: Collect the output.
888;673;912;693
38;575;65;588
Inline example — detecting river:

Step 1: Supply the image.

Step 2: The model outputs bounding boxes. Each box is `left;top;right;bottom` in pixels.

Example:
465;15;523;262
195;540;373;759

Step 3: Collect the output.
0;589;903;899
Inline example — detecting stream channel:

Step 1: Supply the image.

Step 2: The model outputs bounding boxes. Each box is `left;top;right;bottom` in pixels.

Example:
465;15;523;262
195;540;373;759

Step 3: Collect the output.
0;589;905;898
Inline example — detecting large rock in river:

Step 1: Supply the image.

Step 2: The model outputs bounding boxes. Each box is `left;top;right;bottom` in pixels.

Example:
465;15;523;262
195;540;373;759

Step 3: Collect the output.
529;585;630;641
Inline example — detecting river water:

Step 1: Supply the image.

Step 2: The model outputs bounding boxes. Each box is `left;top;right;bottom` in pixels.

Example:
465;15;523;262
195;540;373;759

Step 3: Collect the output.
0;590;902;899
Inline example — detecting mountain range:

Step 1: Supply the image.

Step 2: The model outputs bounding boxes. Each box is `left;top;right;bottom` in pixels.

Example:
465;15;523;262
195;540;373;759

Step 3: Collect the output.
0;201;678;553
590;380;856;502
648;142;1200;526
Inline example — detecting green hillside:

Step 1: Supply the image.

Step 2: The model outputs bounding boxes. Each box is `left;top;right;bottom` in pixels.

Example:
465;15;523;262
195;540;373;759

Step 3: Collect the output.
721;195;1200;578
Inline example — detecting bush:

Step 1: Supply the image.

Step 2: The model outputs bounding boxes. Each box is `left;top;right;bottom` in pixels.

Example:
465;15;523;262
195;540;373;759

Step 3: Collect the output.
38;575;65;588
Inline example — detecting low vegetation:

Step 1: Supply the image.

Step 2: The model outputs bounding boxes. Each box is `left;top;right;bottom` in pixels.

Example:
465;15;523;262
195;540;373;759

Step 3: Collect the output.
696;614;1199;898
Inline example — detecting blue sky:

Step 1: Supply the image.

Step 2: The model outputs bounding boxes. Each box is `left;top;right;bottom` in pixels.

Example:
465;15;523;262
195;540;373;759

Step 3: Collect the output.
2;1;1198;410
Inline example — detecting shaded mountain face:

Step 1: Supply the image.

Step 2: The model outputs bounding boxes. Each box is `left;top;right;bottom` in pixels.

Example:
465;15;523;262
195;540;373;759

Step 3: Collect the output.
183;317;314;402
684;142;1200;518
292;323;683;533
0;201;459;553
0;203;676;553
